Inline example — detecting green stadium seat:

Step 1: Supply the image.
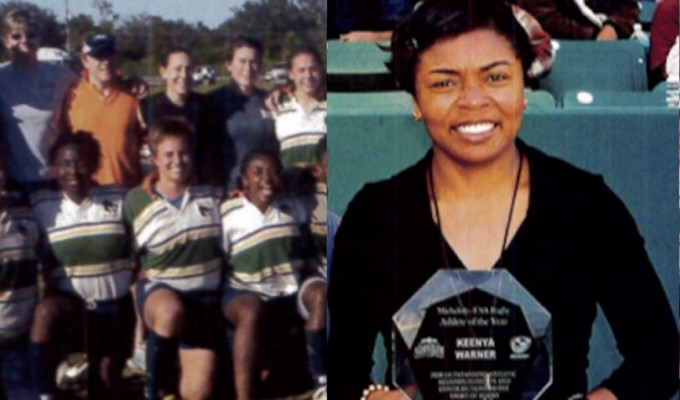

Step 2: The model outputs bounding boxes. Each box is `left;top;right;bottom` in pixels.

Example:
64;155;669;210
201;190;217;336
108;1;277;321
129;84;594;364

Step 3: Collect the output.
562;89;666;108
327;40;395;91
328;91;412;114
653;80;668;93
538;40;648;104
525;89;556;109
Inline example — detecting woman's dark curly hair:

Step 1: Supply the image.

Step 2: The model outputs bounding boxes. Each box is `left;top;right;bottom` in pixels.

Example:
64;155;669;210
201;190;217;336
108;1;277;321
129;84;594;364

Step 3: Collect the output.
48;131;102;174
388;0;535;96
240;148;283;176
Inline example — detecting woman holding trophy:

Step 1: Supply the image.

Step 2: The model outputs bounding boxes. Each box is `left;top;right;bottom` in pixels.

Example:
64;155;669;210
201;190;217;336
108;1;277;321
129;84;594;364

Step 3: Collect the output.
327;0;679;399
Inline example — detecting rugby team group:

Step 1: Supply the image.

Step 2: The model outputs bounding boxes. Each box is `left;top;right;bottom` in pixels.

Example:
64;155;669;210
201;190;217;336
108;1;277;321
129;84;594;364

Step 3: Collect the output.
0;7;329;400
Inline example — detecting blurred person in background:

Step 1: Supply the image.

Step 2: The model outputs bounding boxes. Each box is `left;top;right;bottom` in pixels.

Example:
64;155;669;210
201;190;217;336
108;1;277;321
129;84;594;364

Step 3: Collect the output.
209;36;279;191
0;159;40;400
329;0;416;41
274;46;327;174
63;32;145;188
0;8;77;199
516;0;639;40
649;0;679;88
141;46;222;184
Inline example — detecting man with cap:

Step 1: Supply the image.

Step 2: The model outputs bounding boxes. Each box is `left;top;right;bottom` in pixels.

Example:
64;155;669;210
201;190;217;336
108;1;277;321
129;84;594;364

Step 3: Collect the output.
63;32;145;188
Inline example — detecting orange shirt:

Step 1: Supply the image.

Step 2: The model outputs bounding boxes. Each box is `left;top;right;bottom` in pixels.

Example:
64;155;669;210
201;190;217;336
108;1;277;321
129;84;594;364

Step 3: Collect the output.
65;80;143;187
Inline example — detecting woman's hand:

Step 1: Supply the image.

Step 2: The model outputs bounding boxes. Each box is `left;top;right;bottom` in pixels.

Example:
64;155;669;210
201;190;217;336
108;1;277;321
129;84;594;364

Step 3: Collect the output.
120;75;150;99
367;390;409;400
595;25;618;41
587;387;617;400
339;30;392;42
264;85;291;112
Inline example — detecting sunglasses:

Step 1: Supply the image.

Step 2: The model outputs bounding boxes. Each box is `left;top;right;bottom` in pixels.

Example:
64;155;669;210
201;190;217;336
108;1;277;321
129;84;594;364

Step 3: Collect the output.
10;31;37;41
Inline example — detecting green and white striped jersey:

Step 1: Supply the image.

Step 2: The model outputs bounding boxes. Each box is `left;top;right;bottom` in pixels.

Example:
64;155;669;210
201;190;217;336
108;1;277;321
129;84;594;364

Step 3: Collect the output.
274;96;326;169
125;184;223;292
31;186;133;301
310;182;328;278
0;204;39;341
221;196;313;299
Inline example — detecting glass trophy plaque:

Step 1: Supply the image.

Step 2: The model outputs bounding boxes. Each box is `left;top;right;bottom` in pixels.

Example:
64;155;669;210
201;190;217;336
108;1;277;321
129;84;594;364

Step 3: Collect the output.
392;269;552;400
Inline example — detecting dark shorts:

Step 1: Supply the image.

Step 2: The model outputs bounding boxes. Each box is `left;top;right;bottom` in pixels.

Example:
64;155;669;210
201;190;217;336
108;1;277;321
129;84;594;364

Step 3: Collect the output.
58;292;135;361
221;277;327;321
219;286;261;311
0;335;34;400
136;279;222;349
221;288;304;330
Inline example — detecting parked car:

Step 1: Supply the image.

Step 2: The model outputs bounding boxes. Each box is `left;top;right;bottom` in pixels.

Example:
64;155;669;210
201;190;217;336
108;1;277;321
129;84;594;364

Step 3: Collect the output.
265;62;288;84
37;47;75;69
193;65;216;85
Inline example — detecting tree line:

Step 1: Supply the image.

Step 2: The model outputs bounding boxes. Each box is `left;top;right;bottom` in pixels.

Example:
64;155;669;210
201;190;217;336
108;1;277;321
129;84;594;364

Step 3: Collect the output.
0;0;326;77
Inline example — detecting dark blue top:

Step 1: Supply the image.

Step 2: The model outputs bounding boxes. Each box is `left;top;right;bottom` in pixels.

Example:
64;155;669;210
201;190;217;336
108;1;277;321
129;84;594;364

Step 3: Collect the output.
208;85;278;189
330;0;416;37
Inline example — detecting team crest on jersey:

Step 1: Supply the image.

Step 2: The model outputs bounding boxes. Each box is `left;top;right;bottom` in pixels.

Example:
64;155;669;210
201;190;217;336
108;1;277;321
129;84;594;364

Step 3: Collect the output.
103;200;119;213
198;205;212;217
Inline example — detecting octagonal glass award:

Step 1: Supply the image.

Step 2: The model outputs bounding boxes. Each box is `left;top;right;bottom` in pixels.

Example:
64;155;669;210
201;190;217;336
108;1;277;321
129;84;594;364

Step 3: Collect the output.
392;269;552;400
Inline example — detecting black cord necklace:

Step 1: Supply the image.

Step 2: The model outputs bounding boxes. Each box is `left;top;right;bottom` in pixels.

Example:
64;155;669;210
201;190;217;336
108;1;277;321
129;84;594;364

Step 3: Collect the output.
427;147;524;271
427;149;524;391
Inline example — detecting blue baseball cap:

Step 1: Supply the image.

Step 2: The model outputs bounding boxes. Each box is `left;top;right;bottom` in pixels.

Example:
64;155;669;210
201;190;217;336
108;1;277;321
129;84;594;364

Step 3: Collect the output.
82;33;119;57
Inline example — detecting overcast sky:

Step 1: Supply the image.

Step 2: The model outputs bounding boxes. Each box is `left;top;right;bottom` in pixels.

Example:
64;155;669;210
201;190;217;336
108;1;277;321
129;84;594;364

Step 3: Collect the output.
21;0;245;28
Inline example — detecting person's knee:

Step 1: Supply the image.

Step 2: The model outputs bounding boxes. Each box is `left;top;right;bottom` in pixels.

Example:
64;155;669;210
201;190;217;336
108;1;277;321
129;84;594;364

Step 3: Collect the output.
225;294;264;327
147;299;185;337
180;388;211;400
180;378;213;400
302;282;327;312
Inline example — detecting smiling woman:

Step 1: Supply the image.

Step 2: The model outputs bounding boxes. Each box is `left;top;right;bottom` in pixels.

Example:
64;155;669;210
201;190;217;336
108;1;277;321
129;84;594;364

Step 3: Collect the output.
275;46;327;171
123;117;224;400
209;36;279;190
140;47;223;184
413;30;526;198
30;131;135;399
327;0;679;399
